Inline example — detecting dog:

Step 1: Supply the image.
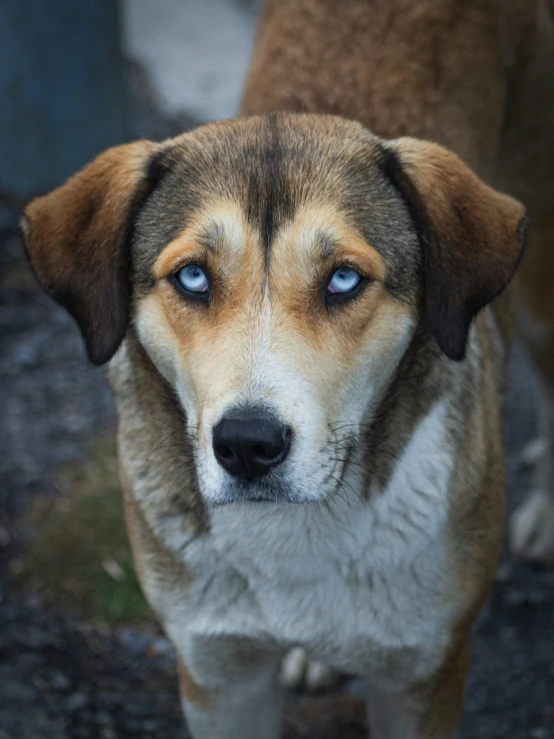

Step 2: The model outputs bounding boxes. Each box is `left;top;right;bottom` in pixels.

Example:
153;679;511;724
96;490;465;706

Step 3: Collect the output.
22;1;554;737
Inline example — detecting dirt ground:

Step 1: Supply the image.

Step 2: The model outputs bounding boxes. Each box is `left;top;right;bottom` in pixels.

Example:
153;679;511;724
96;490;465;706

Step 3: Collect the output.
1;64;554;739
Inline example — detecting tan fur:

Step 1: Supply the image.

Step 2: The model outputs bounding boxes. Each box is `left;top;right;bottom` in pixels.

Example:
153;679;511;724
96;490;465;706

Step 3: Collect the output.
177;659;214;712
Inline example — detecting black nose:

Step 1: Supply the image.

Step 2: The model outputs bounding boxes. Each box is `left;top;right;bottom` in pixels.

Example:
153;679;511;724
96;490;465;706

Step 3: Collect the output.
212;411;292;481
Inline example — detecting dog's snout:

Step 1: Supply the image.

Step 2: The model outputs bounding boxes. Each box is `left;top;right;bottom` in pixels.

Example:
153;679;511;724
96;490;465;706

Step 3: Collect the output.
212;411;292;481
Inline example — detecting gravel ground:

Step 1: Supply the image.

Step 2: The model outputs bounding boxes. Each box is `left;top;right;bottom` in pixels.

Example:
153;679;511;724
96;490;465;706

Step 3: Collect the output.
1;56;554;739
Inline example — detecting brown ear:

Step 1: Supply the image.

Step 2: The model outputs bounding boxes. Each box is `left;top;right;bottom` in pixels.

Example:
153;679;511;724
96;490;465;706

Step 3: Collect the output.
382;138;527;360
22;140;163;365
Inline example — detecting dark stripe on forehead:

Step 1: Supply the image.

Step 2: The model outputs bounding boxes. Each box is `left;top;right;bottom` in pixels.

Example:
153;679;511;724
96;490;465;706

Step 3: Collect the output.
263;114;282;261
243;114;296;268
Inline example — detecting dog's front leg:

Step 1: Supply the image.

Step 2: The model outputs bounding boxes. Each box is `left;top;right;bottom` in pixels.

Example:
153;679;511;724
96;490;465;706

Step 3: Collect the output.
366;643;468;739
174;636;284;739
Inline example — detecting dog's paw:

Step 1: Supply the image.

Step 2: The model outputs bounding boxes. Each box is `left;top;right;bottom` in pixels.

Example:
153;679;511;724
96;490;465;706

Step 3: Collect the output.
280;648;338;692
509;489;554;565
520;437;548;467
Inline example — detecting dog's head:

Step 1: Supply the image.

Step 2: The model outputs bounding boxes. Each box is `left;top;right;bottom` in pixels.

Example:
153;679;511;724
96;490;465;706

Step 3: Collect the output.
23;114;526;505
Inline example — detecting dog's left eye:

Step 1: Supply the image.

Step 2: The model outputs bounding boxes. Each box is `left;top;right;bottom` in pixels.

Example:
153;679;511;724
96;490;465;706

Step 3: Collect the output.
326;267;363;300
173;264;210;300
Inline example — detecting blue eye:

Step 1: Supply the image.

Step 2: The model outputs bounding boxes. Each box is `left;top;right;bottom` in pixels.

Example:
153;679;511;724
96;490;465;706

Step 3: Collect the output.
174;264;210;299
327;267;363;296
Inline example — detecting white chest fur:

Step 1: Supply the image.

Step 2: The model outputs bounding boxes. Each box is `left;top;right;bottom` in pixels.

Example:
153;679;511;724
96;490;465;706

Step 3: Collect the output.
164;401;459;685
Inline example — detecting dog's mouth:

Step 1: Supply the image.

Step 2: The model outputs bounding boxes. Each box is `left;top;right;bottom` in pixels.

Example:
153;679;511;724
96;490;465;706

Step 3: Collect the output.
211;480;313;507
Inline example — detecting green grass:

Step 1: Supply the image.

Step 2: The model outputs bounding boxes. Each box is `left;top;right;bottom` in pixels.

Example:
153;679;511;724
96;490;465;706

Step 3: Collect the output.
23;437;152;626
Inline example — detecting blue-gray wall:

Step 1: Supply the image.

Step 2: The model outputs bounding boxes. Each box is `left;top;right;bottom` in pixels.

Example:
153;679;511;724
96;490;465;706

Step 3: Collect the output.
0;0;127;198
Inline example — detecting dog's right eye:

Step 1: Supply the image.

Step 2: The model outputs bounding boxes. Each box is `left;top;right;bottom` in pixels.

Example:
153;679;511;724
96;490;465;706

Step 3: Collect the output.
171;264;210;302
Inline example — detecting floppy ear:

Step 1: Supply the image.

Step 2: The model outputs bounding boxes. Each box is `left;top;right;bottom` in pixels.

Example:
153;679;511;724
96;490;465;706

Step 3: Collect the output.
382;138;527;360
22;140;163;365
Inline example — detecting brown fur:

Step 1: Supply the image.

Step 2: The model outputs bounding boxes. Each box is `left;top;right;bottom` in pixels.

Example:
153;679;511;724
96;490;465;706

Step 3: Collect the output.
387;138;526;359
242;0;554;380
23;141;159;364
242;0;513;174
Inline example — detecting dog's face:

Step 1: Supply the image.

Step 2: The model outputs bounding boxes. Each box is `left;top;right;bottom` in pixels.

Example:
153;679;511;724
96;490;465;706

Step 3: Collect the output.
132;117;421;505
23;114;526;505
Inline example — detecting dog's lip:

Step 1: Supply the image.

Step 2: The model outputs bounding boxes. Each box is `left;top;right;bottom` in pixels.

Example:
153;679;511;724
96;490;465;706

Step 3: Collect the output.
211;488;312;506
